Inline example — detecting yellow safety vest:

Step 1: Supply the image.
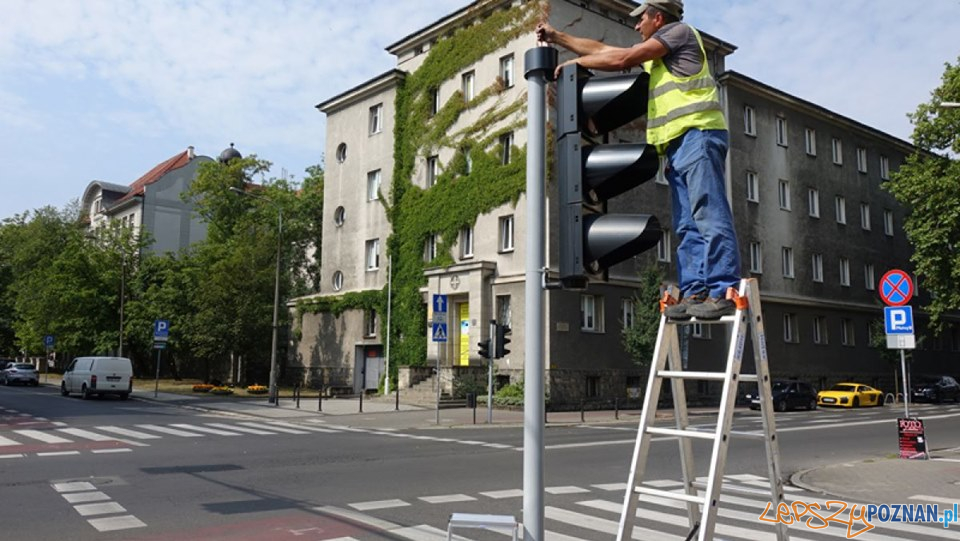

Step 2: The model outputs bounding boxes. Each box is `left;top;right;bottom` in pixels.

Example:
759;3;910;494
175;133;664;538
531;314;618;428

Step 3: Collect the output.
642;27;726;150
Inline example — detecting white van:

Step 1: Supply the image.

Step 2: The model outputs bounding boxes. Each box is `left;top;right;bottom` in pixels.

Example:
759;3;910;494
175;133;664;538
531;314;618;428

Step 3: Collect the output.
61;356;134;400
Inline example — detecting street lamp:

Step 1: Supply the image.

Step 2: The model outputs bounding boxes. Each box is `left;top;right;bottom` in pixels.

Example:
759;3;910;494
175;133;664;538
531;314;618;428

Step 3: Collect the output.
118;250;125;357
940;102;960;108
229;186;283;404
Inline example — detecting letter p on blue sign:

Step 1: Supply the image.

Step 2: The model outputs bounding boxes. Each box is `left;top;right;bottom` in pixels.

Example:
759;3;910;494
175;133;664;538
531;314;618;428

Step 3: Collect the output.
884;306;913;334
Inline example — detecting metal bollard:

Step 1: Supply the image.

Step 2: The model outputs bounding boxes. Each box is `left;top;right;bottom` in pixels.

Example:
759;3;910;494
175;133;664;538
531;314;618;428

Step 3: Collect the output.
580;400;585;423
318;388;323;412
395;384;399;411
295;384;301;409
359;389;364;413
615;397;619;420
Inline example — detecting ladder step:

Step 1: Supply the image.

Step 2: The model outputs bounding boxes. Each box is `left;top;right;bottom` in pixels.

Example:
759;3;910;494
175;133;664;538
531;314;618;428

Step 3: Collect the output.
656;371;758;383
666;314;739;325
729;430;768;441
691;480;784;499
635;486;706;505
646;426;718;441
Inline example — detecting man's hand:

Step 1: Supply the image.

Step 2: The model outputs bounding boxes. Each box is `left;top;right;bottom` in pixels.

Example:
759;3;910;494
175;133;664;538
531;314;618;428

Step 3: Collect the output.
554;58;577;80
535;22;557;44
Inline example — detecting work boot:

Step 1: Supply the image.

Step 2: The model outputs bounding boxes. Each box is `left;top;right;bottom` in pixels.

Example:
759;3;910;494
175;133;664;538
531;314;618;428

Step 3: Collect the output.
687;297;736;320
664;291;707;321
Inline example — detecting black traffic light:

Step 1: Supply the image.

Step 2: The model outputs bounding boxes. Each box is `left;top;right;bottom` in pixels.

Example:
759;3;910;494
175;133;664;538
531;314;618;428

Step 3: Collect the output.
556;63;662;289
494;324;511;359
478;338;492;359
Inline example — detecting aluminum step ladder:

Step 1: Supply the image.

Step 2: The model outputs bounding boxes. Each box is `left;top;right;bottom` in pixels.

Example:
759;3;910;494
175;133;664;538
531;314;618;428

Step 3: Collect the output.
617;278;789;541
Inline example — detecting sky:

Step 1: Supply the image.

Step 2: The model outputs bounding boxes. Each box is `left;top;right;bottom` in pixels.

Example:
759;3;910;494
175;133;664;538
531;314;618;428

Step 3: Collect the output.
1;0;958;221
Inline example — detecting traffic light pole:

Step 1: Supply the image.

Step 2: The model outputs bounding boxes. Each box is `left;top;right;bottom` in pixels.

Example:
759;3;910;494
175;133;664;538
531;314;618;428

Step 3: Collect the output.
522;46;556;541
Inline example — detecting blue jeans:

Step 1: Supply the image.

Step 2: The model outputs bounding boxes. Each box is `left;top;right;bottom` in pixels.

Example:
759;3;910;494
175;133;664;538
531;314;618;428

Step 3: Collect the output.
665;128;741;299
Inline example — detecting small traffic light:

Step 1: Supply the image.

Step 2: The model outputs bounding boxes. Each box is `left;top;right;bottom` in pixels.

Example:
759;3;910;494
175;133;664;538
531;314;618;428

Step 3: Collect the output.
556;64;662;289
478;338;492;359
494;324;511;359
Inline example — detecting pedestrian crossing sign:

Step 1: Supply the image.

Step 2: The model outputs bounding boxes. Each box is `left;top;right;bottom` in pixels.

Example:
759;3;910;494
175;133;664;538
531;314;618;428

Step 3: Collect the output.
432;322;448;342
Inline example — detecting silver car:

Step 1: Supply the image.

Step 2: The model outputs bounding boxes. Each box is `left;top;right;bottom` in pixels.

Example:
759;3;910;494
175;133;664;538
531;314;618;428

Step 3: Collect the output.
2;363;39;386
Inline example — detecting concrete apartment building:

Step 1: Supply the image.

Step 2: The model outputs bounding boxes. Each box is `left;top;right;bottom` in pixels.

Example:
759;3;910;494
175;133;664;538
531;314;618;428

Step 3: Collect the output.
294;0;958;404
81;146;216;253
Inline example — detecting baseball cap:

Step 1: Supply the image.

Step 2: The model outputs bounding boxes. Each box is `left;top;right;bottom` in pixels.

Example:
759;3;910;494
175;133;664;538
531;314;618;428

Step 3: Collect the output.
630;0;684;19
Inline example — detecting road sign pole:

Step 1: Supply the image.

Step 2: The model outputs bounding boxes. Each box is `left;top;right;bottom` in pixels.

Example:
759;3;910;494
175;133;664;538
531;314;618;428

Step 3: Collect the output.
900;350;910;418
154;348;161;398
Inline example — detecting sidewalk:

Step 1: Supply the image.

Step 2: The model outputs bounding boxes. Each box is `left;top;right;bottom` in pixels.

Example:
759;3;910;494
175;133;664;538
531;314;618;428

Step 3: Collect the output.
135;390;960;508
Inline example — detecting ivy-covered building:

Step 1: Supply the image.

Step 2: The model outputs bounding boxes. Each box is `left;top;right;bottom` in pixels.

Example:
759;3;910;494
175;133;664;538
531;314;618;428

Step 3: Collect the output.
292;0;959;404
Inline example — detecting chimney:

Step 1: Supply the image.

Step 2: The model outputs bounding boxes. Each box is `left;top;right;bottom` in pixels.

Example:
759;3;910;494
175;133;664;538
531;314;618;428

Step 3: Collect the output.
187;146;195;159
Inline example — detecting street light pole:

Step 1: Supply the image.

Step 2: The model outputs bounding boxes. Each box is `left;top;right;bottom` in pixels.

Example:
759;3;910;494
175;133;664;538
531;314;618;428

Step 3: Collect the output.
230;186;283;405
119;251;125;357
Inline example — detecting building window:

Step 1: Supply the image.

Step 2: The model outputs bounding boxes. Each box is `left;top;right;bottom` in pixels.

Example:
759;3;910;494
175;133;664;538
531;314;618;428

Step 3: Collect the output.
880;155;890;180
462;70;475;102
334;206;346;227
496;295;512;327
860;203;871;230
808;188;820;218
369;103;383;135
463;146;473;174
365;239;380;271
499;215;515;252
426;155;439;187
581;294;603;332
831;138;843;165
621;298;635;330
367;169;381;201
657;228;671;262
460;227;474;259
93;197;102;214
744;105;756;136
500;131;514;164
336;143;347;163
776;117;788;147
778;179;791;211
429;87;440;116
812;253;823;283
749;242;763;274
585;376;600;398
813;316;827;345
835;196;846;224
864;264;876;291
841;318;855;346
839;257;850;287
805;128;817;156
783;313;797;343
883;209;894;236
746;171;759;203
499;54;515;88
781;247;794;279
692;322;711;339
364;309;377;337
332;271;344;291
856;147;868;173
424;234;437;262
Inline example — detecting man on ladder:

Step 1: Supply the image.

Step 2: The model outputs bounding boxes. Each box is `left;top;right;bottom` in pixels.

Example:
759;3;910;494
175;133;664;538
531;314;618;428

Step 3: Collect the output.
537;0;742;321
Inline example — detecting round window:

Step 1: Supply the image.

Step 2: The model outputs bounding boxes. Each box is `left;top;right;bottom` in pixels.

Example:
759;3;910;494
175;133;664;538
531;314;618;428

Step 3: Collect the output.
336;143;347;163
332;271;344;291
334;206;345;227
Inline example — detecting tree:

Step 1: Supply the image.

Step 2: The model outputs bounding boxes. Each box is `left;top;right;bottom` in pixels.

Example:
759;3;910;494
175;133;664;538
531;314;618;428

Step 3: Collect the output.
884;57;960;328
622;265;668;372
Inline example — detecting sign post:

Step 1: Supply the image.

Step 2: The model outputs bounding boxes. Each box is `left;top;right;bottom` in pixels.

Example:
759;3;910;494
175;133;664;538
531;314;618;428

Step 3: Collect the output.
153;319;170;398
879;270;920;452
43;335;54;384
432;294;447;425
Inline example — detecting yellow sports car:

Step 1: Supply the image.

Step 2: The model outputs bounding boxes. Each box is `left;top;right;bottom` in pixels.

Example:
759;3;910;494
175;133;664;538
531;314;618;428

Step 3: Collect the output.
817;382;884;408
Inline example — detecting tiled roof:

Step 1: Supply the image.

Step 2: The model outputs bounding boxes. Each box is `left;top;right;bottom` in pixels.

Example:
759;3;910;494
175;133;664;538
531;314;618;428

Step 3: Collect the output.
115;150;191;203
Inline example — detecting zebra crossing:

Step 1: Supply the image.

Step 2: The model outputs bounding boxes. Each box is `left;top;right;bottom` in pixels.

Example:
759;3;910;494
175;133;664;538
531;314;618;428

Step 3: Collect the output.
0;418;367;458
334;475;957;541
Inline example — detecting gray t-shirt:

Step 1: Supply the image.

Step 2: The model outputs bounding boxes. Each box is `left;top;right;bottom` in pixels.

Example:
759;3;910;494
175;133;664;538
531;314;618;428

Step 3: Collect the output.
651;22;704;78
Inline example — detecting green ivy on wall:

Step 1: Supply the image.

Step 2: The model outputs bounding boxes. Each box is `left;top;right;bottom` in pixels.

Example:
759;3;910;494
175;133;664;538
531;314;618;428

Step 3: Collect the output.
300;1;542;371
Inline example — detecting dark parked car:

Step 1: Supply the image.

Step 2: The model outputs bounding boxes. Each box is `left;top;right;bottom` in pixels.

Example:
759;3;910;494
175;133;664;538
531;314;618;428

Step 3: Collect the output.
747;380;818;412
911;375;960;403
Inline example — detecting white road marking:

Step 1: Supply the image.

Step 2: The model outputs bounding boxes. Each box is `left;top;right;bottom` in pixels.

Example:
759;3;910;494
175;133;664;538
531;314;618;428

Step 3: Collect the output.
0;435;20;446
265;420;340;433
53;482;97;492
349;499;409;511
38;451;81;457
170;423;242;436
91;448;132;454
62;492;111;504
13;429;72;444
546;486;591;495
74;502;126;516
96;426;161;440
56;428;118;441
134;424;203;437
480;489;523;499
418;494;476;504
241;422;308;434
87;515;147;532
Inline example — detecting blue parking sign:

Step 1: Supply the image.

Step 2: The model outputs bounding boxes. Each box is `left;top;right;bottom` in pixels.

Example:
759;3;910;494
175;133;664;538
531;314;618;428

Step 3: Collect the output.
884;306;913;334
44;335;55;348
153;319;171;341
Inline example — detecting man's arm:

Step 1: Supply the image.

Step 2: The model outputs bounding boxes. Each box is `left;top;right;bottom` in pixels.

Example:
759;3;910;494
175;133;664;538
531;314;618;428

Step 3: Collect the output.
536;22;618;56
536;22;669;77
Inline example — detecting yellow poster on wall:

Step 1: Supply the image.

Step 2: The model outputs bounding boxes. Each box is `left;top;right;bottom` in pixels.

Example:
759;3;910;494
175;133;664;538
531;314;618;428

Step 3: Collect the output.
458;302;470;366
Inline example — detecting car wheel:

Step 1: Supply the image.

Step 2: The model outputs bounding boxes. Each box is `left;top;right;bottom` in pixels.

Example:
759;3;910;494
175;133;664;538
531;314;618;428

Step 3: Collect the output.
933;392;943;404
852;397;860;408
60;383;69;397
808;398;817;410
81;384;90;400
876;395;885;407
120;393;129;401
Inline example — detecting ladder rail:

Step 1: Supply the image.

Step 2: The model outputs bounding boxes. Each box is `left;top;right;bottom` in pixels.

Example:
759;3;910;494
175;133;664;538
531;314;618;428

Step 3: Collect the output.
665;324;701;526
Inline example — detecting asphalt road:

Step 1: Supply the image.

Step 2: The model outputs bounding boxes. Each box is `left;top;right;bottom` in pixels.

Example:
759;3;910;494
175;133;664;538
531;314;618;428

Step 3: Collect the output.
3;383;960;540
